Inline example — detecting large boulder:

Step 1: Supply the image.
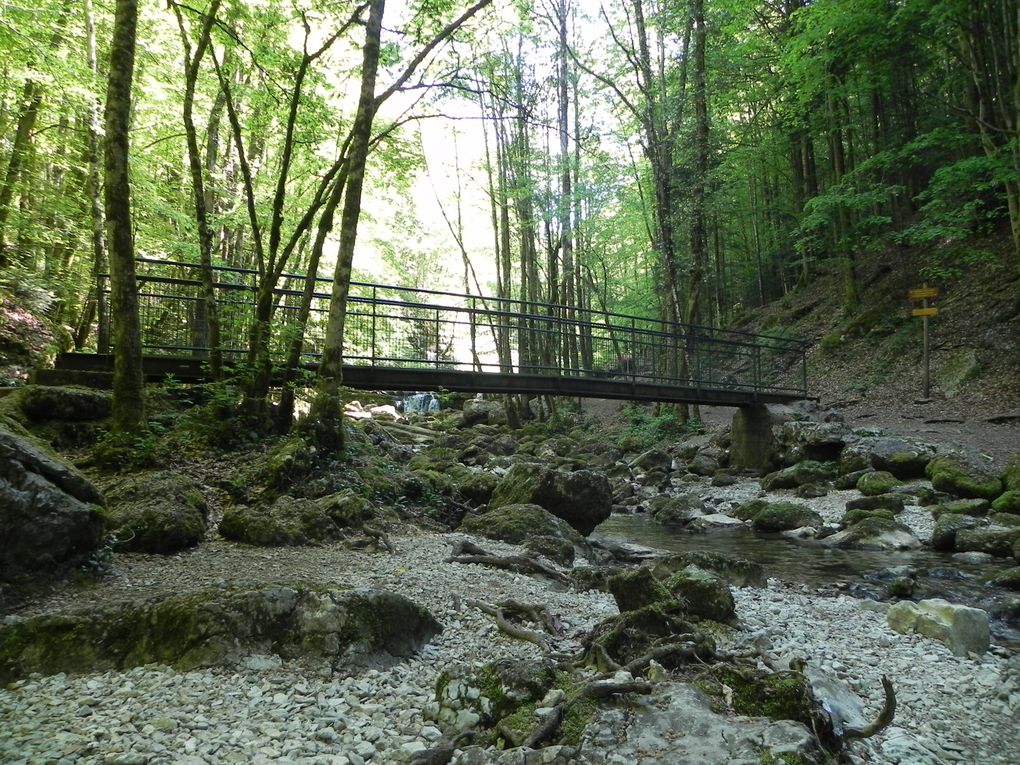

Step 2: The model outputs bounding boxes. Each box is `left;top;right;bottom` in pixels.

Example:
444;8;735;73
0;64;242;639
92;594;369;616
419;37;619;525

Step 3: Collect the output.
0;426;105;581
458;503;582;547
931;513;981;551
16;386;112;422
887;598;989;656
607;567;670;613
760;461;836;491
649;551;766;588
103;472;208;554
954;527;1020;558
839;436;935;479
777;421;851;463
750;502;823;532
665;566;735;622
845;494;905;514
926;452;1003;500
218;496;339;546
856;471;902;496
648;494;707;526
823;516;920;551
459;398;507;428
489;464;612;536
0;585;441;682
992;491;1020;515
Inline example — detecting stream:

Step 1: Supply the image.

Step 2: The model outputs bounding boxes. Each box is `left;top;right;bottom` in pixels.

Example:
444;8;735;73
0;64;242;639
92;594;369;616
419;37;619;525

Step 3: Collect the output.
595;512;1020;650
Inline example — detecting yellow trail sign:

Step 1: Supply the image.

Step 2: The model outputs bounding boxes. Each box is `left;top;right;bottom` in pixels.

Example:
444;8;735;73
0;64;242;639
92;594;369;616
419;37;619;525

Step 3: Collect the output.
912;307;938;317
908;287;940;300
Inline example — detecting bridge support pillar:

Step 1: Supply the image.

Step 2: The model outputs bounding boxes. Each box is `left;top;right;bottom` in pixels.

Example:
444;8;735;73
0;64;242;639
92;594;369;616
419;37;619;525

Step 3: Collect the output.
730;405;775;472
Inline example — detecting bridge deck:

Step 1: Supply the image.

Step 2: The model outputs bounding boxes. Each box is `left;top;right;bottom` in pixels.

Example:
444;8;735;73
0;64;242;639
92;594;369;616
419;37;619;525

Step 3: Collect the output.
58;258;809;407
45;353;803;406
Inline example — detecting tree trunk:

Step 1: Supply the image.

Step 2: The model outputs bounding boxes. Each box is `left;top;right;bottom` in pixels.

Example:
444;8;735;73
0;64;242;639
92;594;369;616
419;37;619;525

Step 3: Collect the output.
309;0;386;453
83;0;109;352
104;0;144;434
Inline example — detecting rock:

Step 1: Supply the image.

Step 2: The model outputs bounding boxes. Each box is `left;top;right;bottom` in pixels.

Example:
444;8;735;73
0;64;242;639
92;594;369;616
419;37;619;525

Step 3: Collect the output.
0;586;441;681
839;436;935;479
629;449;671;473
988;567;1020;591
931;513;981;551
952;551;995;565
1005;452;1020;492
489;464;612;536
840;509;896;527
856;470;902;496
607;567;670;613
833;469;870;489
710;473;739;487
954;527;1020;557
648;494;706;526
525;535;575;566
664;566;735;622
886;598;990;656
991;490;1020;514
459;399;507;428
649;551;766;588
777;421;851;462
218;496;339;546
687;451;721;477
570;566;611;592
103;472;208;554
938;347;981;398
845;494;905;513
750;502;823;532
760;460;836;491
795;482;828;498
456;470;499;506
925;452;1003;500
458;503;583;548
989;512;1020;528
433;659;555;730
933;498;991;517
316;492;375;528
0;425;105;581
16;385;112;422
822;517;920;550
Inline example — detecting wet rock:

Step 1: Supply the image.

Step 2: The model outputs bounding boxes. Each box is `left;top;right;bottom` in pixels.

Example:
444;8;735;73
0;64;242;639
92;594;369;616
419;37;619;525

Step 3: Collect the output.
933;497;991;517
954;527;1020;557
839;436;935;479
988;567;1020;591
607;567;670;613
489;464;612;536
0;425;105;581
647;494;706;526
931;513;981;551
761;460;837;491
0;586;441;681
664;566;735;622
750;502;823;532
103;472;208;554
856;470;902;496
459;503;583;548
926;452;1003;500
822;517;920;550
845;493;905;513
887;598;990;656
840;509;896;527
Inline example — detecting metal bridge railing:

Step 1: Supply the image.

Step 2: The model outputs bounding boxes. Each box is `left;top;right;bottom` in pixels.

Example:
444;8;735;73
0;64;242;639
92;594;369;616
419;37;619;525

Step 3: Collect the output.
104;258;808;397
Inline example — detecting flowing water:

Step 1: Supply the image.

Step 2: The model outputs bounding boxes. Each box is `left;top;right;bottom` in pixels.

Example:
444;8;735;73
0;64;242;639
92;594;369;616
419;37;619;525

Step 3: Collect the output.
595;513;1020;649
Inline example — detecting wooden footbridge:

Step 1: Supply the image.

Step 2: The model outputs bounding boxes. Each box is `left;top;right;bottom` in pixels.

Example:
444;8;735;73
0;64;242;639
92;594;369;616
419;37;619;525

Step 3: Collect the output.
46;259;809;408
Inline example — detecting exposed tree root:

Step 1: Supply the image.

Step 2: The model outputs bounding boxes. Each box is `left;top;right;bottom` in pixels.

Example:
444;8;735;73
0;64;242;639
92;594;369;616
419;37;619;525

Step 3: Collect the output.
409;731;474;765
465;598;552;651
523;679;653;749
447;541;569;584
363;524;395;554
843;675;896;740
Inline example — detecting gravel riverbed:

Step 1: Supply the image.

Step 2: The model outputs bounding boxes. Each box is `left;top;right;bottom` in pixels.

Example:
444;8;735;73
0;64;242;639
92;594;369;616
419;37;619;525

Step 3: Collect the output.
2;516;1018;764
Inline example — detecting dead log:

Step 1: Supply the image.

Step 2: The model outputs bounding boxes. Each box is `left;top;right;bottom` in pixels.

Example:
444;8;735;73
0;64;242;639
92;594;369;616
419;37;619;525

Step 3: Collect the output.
466;598;551;651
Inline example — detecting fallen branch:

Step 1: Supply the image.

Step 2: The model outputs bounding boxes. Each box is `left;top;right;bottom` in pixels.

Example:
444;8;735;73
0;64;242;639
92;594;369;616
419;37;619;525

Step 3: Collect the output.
843;676;896;740
498;599;564;637
363;524;396;554
409;731;474;765
466;598;551;651
447;553;570;584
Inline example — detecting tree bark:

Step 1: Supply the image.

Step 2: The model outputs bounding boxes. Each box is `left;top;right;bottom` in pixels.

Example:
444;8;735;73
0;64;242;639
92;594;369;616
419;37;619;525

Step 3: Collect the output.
104;0;144;434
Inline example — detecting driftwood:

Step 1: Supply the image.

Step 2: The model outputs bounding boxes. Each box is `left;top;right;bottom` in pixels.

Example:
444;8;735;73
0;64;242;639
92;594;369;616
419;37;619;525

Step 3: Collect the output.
447;541;569;584
363;524;396;554
843;676;896;740
466;598;552;651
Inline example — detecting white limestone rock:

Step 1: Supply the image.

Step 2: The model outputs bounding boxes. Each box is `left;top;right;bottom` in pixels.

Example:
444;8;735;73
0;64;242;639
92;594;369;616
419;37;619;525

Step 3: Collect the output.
886;598;990;657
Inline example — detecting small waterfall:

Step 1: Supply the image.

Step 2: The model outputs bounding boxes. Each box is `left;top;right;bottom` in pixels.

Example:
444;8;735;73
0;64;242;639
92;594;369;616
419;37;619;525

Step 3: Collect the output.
402;392;441;414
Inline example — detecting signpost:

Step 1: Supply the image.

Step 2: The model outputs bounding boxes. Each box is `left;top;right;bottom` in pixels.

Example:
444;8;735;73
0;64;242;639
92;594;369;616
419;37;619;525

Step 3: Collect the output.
908;284;940;399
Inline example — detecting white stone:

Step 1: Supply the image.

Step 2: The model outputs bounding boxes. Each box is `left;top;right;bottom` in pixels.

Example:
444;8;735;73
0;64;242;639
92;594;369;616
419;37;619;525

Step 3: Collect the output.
887;598;990;657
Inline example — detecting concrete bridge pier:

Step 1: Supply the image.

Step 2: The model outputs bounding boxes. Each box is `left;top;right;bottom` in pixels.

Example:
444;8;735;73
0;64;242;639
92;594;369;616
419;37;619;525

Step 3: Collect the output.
729;404;775;472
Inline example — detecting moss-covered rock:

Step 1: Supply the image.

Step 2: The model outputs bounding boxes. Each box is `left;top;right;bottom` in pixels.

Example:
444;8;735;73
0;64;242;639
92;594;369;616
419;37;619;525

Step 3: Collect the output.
259;437;318;491
607;567;671;613
931;513;981;551
408;447;460;473
665;566;735;622
991;490;1020;515
760;461;836;492
457;503;582;547
455;469;499;506
751;502;823;532
845;493;905;513
317;492;375;528
648;551;766;588
708;665;813;727
0;425;105;581
926;453;1003;500
988;567;1020;591
649;494;707;526
822;517;920;550
525;535;575;566
103;471;208;554
840;509;896;527
0;585;440;682
16;385;112;422
432;659;556;734
839;436;935;479
933;498;991;517
856;470;902;496
954;527;1020;558
1005;453;1020;492
219;496;338;546
570;566;611;592
489;464;612;536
